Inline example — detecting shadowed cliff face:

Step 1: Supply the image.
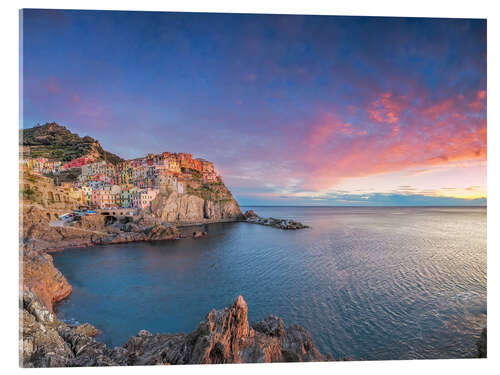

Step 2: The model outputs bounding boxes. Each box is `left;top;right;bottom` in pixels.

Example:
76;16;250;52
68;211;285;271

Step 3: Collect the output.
20;291;327;367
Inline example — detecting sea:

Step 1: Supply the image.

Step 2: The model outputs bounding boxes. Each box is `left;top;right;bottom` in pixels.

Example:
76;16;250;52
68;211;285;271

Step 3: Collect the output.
53;206;487;360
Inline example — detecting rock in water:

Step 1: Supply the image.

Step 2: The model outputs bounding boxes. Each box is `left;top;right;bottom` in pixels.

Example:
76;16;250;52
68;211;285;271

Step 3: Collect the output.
192;231;207;238
243;210;309;230
243;210;259;220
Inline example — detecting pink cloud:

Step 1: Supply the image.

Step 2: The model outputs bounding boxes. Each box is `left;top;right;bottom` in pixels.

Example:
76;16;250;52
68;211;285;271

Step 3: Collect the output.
367;92;408;124
287;89;487;191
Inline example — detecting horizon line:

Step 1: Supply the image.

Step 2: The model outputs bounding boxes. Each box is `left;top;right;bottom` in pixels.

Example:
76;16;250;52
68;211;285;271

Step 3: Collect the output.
239;205;487;208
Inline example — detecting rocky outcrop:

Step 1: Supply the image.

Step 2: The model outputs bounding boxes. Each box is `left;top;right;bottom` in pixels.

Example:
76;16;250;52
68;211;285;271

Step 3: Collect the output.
477;327;487;358
20;292;327;367
21;204;179;252
244;210;309;230
21;247;72;312
145;190;243;224
102;223;179;244
21;204;109;252
78;215;106;231
243;210;259;220
74;323;99;337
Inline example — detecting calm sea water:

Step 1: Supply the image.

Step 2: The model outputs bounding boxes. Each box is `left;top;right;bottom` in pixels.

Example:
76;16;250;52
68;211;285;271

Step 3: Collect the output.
53;206;486;360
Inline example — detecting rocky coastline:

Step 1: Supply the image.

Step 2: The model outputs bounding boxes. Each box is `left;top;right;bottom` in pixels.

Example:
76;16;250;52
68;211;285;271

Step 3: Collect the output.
21;257;329;367
20;198;328;367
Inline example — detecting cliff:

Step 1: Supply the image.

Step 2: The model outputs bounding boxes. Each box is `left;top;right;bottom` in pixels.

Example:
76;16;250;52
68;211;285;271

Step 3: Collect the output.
21;247;72;312
143;186;242;224
21;291;327;367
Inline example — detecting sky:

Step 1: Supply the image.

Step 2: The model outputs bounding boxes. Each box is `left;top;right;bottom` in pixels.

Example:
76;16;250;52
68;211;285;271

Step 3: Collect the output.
21;9;487;206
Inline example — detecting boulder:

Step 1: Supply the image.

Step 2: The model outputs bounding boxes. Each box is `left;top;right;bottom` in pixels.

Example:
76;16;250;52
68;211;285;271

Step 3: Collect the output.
243;210;259;220
193;231;207;238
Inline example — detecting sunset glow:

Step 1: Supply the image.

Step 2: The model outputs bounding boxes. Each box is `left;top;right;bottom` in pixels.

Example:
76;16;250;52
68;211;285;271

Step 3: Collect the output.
21;10;486;206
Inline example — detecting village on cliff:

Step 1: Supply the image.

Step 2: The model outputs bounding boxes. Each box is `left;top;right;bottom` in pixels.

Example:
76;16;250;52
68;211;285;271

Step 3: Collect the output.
21;151;219;211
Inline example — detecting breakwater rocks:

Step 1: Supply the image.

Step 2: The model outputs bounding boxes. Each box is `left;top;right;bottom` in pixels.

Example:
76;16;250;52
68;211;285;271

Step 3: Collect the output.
243;210;309;230
21;291;328;367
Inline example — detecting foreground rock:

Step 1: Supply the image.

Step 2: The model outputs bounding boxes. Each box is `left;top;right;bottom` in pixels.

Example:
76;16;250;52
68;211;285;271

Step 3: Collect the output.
21;292;327;367
75;323;99;337
21;246;72;312
243;210;309;230
477;327;487;358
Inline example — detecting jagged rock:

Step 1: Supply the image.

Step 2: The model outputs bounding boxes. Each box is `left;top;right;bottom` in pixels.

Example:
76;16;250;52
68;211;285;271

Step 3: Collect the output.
75;323;99;337
252;315;285;337
20;291;74;367
20;292;326;367
477;327;487;358
280;324;323;362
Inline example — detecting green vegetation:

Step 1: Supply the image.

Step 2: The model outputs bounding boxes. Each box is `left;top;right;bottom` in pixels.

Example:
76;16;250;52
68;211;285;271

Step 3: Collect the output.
21;122;123;164
185;182;231;201
22;187;36;200
189;168;202;177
